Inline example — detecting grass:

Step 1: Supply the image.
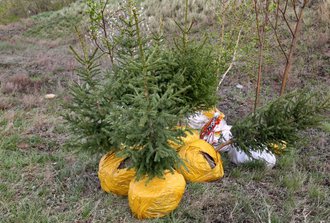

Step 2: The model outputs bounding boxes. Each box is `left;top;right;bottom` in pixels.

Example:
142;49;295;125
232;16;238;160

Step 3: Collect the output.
142;0;218;34
0;41;26;52
23;6;84;40
321;122;330;132
1;108;328;222
0;0;77;25
0;0;329;222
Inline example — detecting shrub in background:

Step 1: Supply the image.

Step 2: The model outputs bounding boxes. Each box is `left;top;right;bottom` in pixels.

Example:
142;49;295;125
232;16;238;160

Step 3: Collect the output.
0;0;77;24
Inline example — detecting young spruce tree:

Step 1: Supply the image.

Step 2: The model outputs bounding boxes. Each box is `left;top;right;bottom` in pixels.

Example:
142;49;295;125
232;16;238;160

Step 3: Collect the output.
66;0;226;179
66;0;193;179
169;0;219;113
106;1;190;179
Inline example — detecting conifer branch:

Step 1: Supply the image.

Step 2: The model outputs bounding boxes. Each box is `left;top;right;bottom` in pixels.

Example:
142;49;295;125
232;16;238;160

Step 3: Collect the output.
230;90;330;155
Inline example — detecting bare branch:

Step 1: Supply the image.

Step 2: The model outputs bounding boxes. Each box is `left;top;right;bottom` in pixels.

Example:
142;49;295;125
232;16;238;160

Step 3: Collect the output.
93;39;108;54
264;0;270;27
100;0;109;40
280;0;307;95
278;7;294;37
268;1;289;61
283;0;288;14
268;24;288;61
217;28;242;90
253;0;263;44
292;0;299;20
303;0;310;8
215;139;233;152
99;0;114;63
253;0;266;112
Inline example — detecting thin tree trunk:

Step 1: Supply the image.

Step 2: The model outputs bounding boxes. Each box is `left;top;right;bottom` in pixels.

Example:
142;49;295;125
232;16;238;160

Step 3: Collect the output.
253;0;268;112
279;2;306;95
254;42;264;112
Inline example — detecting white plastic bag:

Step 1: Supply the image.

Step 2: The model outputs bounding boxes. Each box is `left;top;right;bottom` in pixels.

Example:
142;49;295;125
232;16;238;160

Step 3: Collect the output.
186;108;222;130
217;125;276;169
186;111;210;129
226;146;276;169
188;109;277;168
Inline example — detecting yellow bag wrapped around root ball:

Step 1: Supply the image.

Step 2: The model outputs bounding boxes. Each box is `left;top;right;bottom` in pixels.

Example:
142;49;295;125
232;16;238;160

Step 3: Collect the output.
98;152;136;196
178;139;224;182
128;171;186;219
168;129;200;151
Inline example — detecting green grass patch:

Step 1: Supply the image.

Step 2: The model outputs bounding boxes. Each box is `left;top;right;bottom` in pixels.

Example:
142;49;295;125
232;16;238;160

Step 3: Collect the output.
0;0;77;25
0;41;26;52
0;134;21;150
321;122;330;133
0;95;328;223
24;12;82;39
281;171;307;193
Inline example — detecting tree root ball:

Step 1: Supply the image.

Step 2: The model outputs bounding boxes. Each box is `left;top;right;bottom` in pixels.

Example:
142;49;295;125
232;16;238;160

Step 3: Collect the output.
178;139;224;182
98;152;135;196
128;171;186;219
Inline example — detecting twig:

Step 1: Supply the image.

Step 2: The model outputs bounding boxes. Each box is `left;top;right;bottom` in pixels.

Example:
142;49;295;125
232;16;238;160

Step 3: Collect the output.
100;0;109;41
248;202;263;223
217;28;242;90
253;0;267;112
292;0;299;20
93;38;107;54
302;206;312;223
268;0;289;61
100;0;114;63
91;198;102;222
215;139;233;151
283;0;289;14
279;8;294;37
280;0;308;95
278;0;294;37
230;201;238;219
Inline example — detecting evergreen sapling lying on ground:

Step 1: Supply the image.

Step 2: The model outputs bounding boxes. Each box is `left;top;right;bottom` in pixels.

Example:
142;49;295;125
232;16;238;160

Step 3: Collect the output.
219;90;330;155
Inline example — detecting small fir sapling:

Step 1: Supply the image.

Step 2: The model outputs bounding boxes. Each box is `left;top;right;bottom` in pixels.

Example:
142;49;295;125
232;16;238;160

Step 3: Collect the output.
66;29;114;153
168;0;220;113
105;2;190;179
66;0;230;178
66;0;191;179
218;90;330;155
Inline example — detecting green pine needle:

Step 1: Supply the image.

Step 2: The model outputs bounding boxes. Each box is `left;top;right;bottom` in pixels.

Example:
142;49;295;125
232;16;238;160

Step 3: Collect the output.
231;90;330;155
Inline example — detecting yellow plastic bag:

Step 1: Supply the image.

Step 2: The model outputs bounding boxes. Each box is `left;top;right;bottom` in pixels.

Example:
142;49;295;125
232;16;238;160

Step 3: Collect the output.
168;129;200;150
202;107;221;119
98;152;136;196
177;139;224;182
128;171;186;219
268;141;287;155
